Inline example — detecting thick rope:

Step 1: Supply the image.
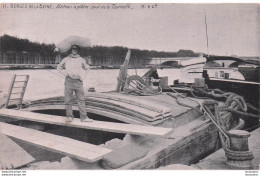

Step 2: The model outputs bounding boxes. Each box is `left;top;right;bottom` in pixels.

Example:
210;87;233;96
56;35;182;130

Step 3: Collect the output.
224;148;254;161
201;101;230;142
174;83;259;120
123;75;162;96
204;100;254;161
214;103;230;149
167;86;231;143
168;85;255;161
166;92;202;115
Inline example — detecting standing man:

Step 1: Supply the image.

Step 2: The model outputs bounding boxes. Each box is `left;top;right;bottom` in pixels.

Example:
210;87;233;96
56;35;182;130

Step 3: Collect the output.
57;45;93;123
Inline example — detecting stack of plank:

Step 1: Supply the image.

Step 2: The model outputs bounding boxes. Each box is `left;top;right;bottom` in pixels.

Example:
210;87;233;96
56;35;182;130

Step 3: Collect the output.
27;92;173;125
0;122;113;163
0;109;174;167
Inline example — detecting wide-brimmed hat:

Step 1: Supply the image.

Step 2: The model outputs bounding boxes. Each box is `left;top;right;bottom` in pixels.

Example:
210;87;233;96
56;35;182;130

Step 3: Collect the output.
71;45;80;51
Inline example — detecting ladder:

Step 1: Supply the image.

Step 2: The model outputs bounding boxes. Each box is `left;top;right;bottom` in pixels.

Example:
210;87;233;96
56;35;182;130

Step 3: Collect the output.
5;74;29;109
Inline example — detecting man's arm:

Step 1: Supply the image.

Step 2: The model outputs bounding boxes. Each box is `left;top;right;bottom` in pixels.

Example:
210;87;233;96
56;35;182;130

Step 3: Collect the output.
82;59;90;70
57;58;68;77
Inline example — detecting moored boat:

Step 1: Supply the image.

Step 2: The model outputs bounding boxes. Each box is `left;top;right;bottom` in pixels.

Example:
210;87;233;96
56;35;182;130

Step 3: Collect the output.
203;56;260;109
0;51;252;170
0;91;245;169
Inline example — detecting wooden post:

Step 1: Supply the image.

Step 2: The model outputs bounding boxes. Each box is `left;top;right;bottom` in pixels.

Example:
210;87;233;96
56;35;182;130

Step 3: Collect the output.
116;50;131;92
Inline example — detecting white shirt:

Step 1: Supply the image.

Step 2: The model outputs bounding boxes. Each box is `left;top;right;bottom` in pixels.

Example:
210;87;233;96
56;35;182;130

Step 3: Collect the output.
57;54;89;80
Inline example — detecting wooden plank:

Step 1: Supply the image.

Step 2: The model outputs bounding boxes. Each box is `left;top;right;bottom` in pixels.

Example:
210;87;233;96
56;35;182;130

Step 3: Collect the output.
0;133;35;169
86;97;172;118
0;109;174;137
85;92;171;113
86;97;161;117
28;97;171;119
24;104;173;126
85;101;171;122
85;106;153;125
23;104;148;125
85;107;151;125
0;122;112;163
116;50;131;92
28;94;172;115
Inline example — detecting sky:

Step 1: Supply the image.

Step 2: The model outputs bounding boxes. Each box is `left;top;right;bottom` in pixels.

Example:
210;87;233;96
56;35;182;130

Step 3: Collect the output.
0;3;259;56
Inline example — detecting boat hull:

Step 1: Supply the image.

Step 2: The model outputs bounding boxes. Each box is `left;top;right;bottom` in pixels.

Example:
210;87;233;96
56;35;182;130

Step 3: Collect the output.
206;78;260;108
121;118;244;169
0;92;245;169
18;103;243;169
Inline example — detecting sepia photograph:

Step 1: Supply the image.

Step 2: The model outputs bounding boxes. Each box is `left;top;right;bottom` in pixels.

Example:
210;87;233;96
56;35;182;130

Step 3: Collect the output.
0;1;259;175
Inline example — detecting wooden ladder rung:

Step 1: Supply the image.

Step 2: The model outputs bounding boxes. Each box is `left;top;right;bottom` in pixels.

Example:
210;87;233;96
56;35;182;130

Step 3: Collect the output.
16;75;28;77
13;86;25;88
11;92;22;95
15;81;27;83
9;98;21;101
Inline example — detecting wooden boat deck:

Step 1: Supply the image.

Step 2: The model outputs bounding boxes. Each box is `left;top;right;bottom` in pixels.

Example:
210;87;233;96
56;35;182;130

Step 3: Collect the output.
23;92;203;127
0;91;244;169
0;109;174;137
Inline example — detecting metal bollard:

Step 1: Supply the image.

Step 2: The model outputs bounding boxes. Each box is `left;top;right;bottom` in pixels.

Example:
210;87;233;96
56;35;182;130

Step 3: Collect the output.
225;130;254;168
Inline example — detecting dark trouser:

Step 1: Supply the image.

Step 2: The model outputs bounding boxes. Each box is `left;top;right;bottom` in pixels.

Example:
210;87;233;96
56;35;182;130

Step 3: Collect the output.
64;77;86;119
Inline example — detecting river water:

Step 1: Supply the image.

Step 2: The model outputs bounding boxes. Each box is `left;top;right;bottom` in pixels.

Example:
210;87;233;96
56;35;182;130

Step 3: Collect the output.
0;68;169;101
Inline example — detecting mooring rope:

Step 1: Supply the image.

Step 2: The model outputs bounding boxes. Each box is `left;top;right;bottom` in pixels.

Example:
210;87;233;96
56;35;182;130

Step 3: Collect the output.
224;148;254;161
166;92;202;115
166;85;256;161
166;86;231;143
199;91;255;161
174;83;259;120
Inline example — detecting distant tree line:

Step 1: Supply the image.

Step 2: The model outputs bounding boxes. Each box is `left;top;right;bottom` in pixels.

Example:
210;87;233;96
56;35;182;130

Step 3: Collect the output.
67;46;200;66
81;47;199;58
0;34;200;66
0;34;56;57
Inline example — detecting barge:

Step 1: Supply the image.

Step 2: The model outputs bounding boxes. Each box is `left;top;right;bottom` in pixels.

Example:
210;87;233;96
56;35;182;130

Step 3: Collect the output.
0;92;244;170
0;50;253;170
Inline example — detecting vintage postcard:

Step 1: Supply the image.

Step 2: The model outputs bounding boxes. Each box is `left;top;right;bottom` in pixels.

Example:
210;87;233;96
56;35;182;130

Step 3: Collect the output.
0;1;259;175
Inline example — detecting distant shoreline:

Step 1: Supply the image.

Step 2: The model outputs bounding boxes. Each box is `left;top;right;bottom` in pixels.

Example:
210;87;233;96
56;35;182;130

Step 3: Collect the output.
0;64;180;70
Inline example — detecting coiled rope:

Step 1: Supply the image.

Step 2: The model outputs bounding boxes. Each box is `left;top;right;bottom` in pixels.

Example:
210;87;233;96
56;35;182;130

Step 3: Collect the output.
123;75;162;96
174;83;259;119
168;85;255;161
203;100;255;161
224;148;254;161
